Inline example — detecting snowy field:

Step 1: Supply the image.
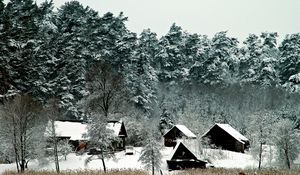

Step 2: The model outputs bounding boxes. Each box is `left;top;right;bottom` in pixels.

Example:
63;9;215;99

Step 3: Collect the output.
0;147;262;175
202;149;257;169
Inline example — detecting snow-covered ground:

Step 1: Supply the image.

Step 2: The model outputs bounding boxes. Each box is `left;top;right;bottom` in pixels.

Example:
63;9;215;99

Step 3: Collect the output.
202;149;257;169
0;147;262;175
0;164;15;174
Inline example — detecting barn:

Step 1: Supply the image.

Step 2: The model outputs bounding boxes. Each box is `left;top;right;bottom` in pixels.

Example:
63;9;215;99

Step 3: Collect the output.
167;142;207;170
163;125;197;147
202;123;250;153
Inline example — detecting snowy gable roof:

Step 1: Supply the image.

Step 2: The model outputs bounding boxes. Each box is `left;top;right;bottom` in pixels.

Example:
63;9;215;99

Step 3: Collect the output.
47;120;125;141
168;141;198;160
203;123;249;144
216;124;248;143
53;121;87;140
175;125;197;138
106;121;125;137
164;124;197;138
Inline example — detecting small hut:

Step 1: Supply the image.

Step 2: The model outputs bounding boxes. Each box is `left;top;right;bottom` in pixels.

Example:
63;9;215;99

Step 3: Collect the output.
167;142;206;170
202;123;250;153
163;125;197;147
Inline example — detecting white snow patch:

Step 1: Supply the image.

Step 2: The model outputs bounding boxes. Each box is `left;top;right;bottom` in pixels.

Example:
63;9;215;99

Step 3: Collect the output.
289;73;300;83
0;164;15;174
181;68;190;77
262;66;274;73
0;151;141;174
203;149;257;169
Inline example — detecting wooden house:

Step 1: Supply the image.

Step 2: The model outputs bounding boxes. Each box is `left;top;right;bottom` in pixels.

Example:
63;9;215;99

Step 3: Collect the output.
45;120;88;151
163;125;197;147
107;120;128;150
202;123;250;153
167;142;206;170
46;120;128;151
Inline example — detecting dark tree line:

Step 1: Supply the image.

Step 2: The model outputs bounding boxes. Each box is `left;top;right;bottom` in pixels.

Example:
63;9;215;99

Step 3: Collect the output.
0;0;300;123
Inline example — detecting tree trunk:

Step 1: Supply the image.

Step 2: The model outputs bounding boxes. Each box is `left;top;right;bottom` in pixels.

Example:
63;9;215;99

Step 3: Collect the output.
54;138;60;173
258;126;264;170
101;149;107;173
12;118;20;173
152;148;154;175
52;120;60;173
13;137;20;172
14;154;19;173
25;160;28;169
20;136;25;172
5;157;12;164
20;161;25;173
258;142;263;169
284;143;291;169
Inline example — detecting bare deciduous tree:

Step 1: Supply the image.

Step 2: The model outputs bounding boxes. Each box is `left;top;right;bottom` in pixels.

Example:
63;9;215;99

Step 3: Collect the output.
84;62;127;173
85;62;128;118
248;111;277;169
0;94;43;172
44;98;61;173
85;113;115;173
273;119;299;169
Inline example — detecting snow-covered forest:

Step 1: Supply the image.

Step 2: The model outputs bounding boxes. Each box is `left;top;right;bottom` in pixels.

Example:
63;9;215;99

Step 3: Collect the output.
1;0;300;173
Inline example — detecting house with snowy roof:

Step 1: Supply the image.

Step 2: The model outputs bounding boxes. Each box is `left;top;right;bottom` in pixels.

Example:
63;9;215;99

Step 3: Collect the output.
202;123;250;153
46;120;127;151
106;120;128;150
167;142;206;170
163;124;197;147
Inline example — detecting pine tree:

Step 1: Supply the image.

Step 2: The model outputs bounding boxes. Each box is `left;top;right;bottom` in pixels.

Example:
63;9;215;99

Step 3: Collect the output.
283;73;300;92
156;23;187;83
0;0;4;16
158;109;174;135
255;32;279;87
278;33;300;92
239;34;262;84
94;12;136;71
0;0;4;30
126;29;158;113
0;0;10;102
34;1;102;119
188;34;211;84
44;1;97;118
139;134;162;175
0;0;52;100
202;31;239;86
